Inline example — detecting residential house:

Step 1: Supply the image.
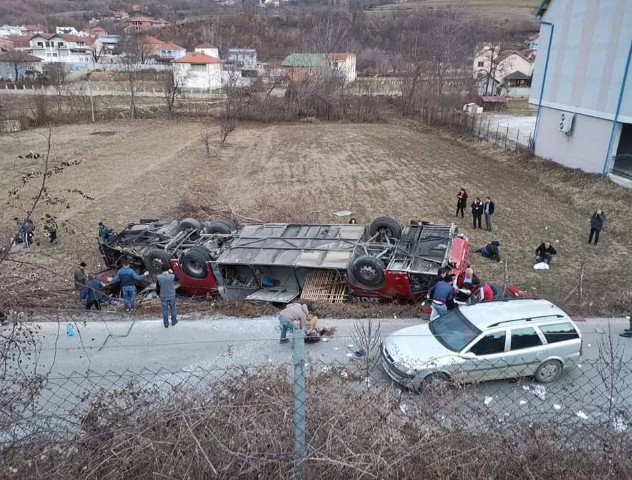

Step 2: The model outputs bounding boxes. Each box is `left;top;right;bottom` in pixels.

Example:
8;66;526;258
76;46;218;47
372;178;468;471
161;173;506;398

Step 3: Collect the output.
281;53;356;84
30;34;94;65
0;38;14;52
473;44;534;96
2;35;32;51
529;0;632;184
23;25;45;35
94;34;120;57
171;52;222;91
0;51;43;81
227;48;257;69
56;27;80;35
144;36;186;63
126;16;169;32
114;10;130;19
525;33;539;51
195;43;219;59
0;25;26;36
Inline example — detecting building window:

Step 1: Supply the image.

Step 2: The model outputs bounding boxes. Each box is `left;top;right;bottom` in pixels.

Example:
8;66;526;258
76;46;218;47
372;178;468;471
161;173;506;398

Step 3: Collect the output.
191;64;206;72
58;42;64;47
37;42;44;47
477;61;484;67
52;53;58;57
45;41;51;47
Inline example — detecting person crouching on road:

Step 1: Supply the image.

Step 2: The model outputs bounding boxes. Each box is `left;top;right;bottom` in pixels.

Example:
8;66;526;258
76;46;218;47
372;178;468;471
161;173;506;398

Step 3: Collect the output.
157;264;178;328
109;260;148;312
278;302;315;344
427;278;453;321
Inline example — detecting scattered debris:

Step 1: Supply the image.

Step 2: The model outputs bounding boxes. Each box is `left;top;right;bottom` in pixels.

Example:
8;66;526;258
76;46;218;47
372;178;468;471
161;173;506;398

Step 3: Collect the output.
346;353;353;358
354;349;366;357
484;396;493;406
576;411;589;420
399;404;408;414
519;400;527;405
554;404;561;410
532;385;546;401
613;416;628;432
334;210;353;217
340;369;349;378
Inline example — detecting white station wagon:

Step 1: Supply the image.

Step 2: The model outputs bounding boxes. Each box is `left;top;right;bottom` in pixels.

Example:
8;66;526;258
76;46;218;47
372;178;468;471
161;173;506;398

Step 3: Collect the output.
382;299;583;389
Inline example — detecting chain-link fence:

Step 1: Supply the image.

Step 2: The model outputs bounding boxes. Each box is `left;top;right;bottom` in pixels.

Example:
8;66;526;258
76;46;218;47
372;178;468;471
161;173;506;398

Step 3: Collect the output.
2;323;632;479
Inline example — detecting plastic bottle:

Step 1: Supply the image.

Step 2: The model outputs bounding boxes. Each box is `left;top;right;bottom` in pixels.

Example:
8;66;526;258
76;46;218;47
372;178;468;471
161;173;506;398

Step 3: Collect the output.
66;322;75;337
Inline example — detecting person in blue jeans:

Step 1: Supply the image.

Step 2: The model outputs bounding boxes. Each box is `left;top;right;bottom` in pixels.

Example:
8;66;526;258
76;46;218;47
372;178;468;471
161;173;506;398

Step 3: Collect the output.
156;264;178;328
427;278;454;321
278;302;315;344
109;260;148;312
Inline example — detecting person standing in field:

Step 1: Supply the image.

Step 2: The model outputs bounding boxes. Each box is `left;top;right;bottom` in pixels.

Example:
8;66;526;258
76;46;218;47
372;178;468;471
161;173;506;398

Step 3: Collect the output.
74;261;87;303
471;197;484;229
484;196;495;232
456;188;468;218
588;210;606;245
156;264;178;328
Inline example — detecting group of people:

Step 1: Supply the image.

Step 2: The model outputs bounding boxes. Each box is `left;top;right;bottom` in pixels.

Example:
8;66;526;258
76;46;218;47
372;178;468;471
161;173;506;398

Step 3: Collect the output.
73;257;179;328
456;189;495;232
12;216;59;248
426;266;494;320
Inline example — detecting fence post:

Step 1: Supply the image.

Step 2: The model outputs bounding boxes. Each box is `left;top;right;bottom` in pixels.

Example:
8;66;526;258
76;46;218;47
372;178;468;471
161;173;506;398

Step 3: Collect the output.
495;123;500;145
505;125;509;147
516;128;520;151
292;328;306;479
487;119;491;139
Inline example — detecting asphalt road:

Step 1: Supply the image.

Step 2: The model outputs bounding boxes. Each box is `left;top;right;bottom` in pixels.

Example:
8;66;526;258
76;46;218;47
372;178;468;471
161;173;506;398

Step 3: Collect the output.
7;315;632;434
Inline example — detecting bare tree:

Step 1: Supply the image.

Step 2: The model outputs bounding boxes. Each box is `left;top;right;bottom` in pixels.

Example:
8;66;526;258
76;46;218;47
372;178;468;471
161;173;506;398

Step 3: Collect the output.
90;40;106;64
219;118;237;144
161;65;182;116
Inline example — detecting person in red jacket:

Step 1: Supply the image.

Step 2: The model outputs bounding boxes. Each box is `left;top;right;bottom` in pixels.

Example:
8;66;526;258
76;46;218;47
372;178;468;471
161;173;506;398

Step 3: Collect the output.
472;278;494;302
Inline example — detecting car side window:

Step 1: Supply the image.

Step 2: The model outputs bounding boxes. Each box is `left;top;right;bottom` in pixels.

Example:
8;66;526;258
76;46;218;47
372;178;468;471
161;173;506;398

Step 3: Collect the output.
469;332;506;356
539;323;580;344
510;327;542;351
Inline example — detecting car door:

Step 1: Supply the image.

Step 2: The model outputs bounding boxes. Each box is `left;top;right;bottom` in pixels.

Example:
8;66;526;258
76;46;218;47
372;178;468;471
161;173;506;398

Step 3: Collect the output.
456;329;509;383
502;326;547;379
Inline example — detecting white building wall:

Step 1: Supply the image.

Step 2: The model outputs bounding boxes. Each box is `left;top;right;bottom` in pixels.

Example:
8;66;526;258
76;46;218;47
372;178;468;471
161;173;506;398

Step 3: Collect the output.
195;47;219;59
534;105;613;173
175;63;222;90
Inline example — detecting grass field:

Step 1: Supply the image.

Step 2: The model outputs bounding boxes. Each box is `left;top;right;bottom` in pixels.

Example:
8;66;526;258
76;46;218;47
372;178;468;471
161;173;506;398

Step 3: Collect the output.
1;119;631;316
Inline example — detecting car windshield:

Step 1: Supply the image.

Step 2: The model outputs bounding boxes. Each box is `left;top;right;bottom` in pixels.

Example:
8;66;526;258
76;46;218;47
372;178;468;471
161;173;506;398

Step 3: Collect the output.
429;310;481;352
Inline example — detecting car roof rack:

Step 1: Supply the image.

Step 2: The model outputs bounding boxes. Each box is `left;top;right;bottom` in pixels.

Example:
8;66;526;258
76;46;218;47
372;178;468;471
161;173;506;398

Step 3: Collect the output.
487;314;565;329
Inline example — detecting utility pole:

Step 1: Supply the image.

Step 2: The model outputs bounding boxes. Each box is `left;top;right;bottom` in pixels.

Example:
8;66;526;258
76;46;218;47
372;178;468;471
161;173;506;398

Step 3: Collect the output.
292;327;306;479
88;74;95;123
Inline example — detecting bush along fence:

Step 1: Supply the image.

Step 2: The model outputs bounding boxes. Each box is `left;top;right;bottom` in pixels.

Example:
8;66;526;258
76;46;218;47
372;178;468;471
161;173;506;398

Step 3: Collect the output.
2;321;632;479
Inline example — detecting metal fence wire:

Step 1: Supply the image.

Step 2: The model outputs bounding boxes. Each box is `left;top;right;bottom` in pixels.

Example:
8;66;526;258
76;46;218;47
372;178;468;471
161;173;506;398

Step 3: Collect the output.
2;328;632;479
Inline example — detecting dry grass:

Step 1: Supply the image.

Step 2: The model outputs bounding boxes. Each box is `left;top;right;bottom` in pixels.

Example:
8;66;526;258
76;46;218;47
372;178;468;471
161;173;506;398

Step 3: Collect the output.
1;119;631;316
2;367;631;480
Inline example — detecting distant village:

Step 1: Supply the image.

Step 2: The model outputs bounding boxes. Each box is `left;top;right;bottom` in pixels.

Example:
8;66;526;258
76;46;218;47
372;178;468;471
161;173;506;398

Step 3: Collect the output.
0;6;537;101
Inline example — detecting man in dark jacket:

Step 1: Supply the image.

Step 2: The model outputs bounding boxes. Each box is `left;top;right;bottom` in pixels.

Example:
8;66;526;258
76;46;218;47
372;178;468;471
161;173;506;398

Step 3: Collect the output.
74;261;87;302
109;260;148;312
588;210;606;245
484;197;495;232
475;241;501;262
471;198;484;229
82;275;104;310
156;264;178;328
535;241;557;265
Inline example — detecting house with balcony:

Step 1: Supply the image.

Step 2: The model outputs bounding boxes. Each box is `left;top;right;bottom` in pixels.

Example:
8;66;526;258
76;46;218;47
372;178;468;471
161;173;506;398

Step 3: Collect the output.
126;16;170;33
30;34;94;65
172;51;222;91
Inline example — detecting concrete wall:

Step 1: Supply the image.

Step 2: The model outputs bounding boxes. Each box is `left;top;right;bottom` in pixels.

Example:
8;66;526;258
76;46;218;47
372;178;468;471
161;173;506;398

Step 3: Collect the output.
534;105;614;173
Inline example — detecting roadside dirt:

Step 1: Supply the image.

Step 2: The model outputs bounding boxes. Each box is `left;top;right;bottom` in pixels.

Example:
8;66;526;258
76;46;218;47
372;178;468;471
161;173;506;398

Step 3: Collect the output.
1;119;631;317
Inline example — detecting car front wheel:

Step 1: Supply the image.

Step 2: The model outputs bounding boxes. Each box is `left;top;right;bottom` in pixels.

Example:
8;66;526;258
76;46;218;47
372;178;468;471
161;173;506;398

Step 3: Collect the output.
534;359;563;383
